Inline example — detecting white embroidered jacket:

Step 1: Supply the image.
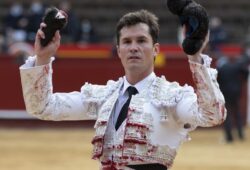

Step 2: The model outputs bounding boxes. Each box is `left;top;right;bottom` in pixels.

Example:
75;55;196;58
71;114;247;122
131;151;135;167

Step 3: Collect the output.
20;55;226;169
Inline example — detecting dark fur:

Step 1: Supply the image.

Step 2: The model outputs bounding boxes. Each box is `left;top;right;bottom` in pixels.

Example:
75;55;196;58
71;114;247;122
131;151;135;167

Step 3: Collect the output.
167;0;192;15
41;7;67;47
167;0;209;55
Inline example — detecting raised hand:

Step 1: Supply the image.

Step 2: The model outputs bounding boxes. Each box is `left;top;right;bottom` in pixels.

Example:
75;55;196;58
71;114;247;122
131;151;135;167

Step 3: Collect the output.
34;23;61;66
34;7;67;66
40;7;67;47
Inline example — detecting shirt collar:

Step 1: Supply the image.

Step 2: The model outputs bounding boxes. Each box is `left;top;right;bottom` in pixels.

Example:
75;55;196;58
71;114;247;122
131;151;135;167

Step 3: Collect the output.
121;72;156;95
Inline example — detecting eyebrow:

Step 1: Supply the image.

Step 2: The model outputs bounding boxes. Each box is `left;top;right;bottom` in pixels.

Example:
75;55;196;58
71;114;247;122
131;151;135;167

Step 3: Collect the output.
121;35;148;41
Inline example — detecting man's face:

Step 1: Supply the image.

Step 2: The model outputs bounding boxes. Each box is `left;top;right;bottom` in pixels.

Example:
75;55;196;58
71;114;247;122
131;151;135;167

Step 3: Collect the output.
117;23;159;76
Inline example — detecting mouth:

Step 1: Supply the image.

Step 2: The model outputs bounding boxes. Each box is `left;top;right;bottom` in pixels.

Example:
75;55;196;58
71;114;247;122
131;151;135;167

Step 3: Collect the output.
128;56;140;60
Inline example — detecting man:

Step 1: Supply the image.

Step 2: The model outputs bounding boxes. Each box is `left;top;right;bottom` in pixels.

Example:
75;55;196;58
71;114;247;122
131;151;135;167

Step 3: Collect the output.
217;42;249;142
20;10;226;170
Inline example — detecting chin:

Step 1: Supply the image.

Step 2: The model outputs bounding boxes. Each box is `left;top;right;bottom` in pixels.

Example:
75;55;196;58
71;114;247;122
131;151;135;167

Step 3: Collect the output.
126;65;138;71
128;64;146;74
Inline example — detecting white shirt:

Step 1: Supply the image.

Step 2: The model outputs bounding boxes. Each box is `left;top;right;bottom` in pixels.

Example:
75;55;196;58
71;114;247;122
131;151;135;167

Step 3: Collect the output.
112;72;156;125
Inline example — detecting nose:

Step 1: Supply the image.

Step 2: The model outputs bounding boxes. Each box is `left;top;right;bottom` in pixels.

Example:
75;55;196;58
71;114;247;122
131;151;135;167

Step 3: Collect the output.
129;41;139;53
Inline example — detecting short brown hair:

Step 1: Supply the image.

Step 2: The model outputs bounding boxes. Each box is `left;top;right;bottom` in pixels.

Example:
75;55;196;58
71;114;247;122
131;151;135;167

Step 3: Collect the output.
116;9;159;45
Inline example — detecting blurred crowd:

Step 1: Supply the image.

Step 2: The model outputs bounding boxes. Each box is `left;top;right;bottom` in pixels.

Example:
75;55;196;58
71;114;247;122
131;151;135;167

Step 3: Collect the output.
0;0;98;58
209;16;250;143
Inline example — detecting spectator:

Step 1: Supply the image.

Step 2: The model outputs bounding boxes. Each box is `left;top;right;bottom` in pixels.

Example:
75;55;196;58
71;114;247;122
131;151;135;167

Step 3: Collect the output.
58;0;81;43
209;16;228;57
26;0;45;43
216;41;250;143
80;19;98;43
0;29;5;54
4;3;28;45
8;41;34;64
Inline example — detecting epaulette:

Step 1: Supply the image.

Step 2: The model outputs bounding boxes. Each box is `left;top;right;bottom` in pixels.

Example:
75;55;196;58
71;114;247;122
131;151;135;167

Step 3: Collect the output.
150;76;194;108
80;78;123;105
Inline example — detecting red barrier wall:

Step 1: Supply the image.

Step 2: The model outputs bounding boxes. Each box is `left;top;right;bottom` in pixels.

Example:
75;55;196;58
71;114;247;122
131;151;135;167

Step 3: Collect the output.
0;43;247;125
0;55;194;109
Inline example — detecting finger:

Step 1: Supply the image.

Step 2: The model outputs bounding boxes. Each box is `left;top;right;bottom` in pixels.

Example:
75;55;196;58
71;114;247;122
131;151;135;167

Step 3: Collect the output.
37;29;45;39
53;30;61;42
34;30;42;50
205;31;210;43
40;22;47;29
51;31;61;48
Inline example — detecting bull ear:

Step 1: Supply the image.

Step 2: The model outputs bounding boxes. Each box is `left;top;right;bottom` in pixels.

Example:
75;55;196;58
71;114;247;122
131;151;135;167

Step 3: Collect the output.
182;38;203;55
181;3;209;40
167;0;209;55
41;7;68;47
167;0;192;15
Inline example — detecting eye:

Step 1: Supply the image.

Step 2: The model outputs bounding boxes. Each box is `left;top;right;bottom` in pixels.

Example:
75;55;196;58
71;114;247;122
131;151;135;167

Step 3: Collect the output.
122;39;131;44
138;38;146;43
125;40;131;44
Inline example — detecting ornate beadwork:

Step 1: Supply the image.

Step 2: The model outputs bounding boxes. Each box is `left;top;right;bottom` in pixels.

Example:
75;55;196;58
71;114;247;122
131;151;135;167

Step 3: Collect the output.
150;76;193;108
20;54;226;170
81;79;123;105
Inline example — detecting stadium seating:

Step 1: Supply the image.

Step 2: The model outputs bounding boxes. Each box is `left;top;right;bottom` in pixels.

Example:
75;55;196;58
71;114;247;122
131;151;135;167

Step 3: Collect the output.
0;0;250;43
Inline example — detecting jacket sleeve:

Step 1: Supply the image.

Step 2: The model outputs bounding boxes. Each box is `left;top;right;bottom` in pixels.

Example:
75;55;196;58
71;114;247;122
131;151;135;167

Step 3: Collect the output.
176;54;227;128
19;56;98;121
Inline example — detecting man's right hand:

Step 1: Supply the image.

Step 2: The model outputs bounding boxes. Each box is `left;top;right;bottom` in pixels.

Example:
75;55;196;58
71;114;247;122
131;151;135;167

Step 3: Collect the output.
35;23;61;66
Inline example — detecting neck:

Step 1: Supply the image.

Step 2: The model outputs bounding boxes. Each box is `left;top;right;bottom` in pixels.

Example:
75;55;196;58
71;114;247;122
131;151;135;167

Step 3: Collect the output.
125;70;153;85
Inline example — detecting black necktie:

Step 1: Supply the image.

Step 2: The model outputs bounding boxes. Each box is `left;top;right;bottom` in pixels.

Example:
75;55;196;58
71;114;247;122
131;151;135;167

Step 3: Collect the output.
115;86;138;130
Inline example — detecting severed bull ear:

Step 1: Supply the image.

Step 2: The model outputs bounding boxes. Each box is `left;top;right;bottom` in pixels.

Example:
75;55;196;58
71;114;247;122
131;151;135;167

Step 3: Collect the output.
167;0;193;15
41;7;68;47
167;0;209;55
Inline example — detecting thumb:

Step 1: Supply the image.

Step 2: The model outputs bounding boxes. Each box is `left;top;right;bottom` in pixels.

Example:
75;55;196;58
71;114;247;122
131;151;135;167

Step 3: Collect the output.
52;30;61;47
54;30;61;41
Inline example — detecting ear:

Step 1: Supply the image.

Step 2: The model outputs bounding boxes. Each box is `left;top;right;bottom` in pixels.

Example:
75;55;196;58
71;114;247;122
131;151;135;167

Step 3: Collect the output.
116;45;121;59
153;43;160;58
